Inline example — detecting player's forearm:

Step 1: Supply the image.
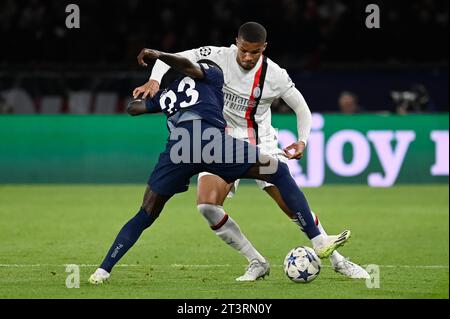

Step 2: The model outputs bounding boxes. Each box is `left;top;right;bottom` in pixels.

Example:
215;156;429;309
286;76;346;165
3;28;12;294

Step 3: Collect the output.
282;88;312;145
150;49;199;83
157;51;203;79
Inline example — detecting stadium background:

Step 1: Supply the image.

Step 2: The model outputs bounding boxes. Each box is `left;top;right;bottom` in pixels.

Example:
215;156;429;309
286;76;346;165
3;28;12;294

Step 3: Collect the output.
0;0;448;185
0;0;448;115
0;0;448;301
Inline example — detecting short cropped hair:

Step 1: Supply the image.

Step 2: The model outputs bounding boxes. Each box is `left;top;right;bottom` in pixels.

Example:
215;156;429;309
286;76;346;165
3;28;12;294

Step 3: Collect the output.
238;22;267;43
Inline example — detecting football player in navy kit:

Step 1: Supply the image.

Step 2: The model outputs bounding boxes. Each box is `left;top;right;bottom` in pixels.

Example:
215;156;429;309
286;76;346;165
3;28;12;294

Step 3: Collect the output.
89;49;350;284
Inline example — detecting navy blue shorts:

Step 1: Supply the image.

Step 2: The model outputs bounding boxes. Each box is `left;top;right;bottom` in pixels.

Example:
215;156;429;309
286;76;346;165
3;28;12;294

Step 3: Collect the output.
148;120;259;196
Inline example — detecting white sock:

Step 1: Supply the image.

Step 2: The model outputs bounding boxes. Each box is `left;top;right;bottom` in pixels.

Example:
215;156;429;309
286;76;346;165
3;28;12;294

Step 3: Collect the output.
96;268;110;276
216;217;266;263
197;204;266;263
310;234;326;249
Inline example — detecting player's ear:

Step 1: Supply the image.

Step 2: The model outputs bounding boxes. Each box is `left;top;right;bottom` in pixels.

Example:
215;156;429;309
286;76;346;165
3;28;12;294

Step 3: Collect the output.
262;42;267;52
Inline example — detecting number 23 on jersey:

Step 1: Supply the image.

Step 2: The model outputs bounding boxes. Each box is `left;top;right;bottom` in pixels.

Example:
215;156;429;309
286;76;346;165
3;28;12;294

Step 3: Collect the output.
159;77;199;114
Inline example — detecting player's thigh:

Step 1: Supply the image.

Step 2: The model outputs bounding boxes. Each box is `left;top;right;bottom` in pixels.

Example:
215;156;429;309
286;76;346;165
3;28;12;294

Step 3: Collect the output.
243;154;279;182
197;173;234;206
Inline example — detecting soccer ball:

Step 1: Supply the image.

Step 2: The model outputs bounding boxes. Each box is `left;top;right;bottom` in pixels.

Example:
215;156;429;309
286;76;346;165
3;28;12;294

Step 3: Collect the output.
284;246;321;283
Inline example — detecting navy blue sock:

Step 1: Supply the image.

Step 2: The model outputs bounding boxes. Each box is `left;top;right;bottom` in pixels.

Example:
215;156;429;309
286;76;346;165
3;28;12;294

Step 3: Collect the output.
268;162;321;239
100;208;157;273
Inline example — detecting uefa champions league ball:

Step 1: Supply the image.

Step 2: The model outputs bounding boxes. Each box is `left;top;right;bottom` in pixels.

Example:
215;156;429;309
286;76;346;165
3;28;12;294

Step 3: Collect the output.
284;246;321;283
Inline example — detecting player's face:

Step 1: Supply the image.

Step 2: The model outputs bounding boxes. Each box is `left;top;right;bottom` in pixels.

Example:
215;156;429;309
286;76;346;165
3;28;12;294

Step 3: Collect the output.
235;38;267;70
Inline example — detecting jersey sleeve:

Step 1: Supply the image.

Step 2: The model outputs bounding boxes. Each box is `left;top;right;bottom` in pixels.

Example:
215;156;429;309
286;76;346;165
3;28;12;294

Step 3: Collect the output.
150;46;225;83
198;63;224;88
277;68;296;99
281;87;312;146
182;46;224;64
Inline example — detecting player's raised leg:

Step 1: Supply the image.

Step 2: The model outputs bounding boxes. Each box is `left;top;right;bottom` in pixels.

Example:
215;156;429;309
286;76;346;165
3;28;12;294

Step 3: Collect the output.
243;156;351;259
197;174;270;281
264;186;369;279
89;186;171;284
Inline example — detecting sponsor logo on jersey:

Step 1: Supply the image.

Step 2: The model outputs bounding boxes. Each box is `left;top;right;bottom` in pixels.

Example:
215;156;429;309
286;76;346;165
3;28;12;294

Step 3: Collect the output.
223;92;251;112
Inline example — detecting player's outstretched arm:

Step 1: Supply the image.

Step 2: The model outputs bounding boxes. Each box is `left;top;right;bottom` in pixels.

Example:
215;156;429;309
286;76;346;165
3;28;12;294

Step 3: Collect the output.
138;49;204;80
134;46;218;99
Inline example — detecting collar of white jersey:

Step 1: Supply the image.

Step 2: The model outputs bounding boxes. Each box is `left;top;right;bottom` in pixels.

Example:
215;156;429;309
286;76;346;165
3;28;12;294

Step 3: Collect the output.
230;44;264;73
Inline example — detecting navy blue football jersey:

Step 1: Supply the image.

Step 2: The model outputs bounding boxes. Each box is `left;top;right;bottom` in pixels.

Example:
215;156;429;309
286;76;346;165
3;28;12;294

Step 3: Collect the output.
145;63;226;129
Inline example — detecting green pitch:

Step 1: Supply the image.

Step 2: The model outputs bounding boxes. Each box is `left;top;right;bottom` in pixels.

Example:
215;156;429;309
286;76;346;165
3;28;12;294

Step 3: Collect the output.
0;184;448;299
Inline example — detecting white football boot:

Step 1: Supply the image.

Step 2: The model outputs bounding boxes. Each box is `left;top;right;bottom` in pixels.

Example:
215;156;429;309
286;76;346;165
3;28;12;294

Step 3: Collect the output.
314;230;351;259
235;259;270;282
88;268;110;284
332;258;370;279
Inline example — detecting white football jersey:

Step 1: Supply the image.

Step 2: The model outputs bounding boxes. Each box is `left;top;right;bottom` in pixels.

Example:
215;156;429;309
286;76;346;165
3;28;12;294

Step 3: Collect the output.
153;45;296;151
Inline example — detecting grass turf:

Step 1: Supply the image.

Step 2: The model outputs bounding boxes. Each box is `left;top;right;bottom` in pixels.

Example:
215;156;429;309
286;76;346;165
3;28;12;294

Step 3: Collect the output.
0;184;448;299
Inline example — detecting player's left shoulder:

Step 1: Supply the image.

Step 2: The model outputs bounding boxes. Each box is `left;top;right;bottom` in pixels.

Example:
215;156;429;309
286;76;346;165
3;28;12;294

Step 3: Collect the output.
264;56;294;90
265;57;290;79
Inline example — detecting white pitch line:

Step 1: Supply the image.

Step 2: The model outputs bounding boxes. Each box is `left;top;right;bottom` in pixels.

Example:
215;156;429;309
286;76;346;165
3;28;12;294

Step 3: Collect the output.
172;264;450;269
377;265;449;269
0;264;448;269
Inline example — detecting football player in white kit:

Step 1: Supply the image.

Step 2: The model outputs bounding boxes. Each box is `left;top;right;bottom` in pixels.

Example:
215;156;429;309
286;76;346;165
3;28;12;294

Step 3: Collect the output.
133;22;369;281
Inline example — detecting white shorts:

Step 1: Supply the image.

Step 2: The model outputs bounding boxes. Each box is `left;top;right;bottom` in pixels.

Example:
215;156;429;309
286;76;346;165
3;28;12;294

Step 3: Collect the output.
197;139;287;198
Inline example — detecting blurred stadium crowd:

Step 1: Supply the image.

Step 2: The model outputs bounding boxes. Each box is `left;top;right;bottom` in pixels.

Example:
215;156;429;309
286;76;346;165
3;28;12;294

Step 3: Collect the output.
0;0;448;114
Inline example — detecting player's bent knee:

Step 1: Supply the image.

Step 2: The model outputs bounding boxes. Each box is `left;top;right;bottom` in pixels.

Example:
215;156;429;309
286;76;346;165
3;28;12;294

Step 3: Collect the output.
272;161;290;180
196;187;227;206
141;203;162;219
197;175;231;205
141;189;170;217
196;194;220;206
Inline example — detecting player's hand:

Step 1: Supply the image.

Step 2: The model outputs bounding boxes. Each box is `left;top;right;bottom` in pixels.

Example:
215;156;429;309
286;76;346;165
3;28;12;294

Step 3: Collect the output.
137;48;161;67
283;141;306;160
133;80;160;99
